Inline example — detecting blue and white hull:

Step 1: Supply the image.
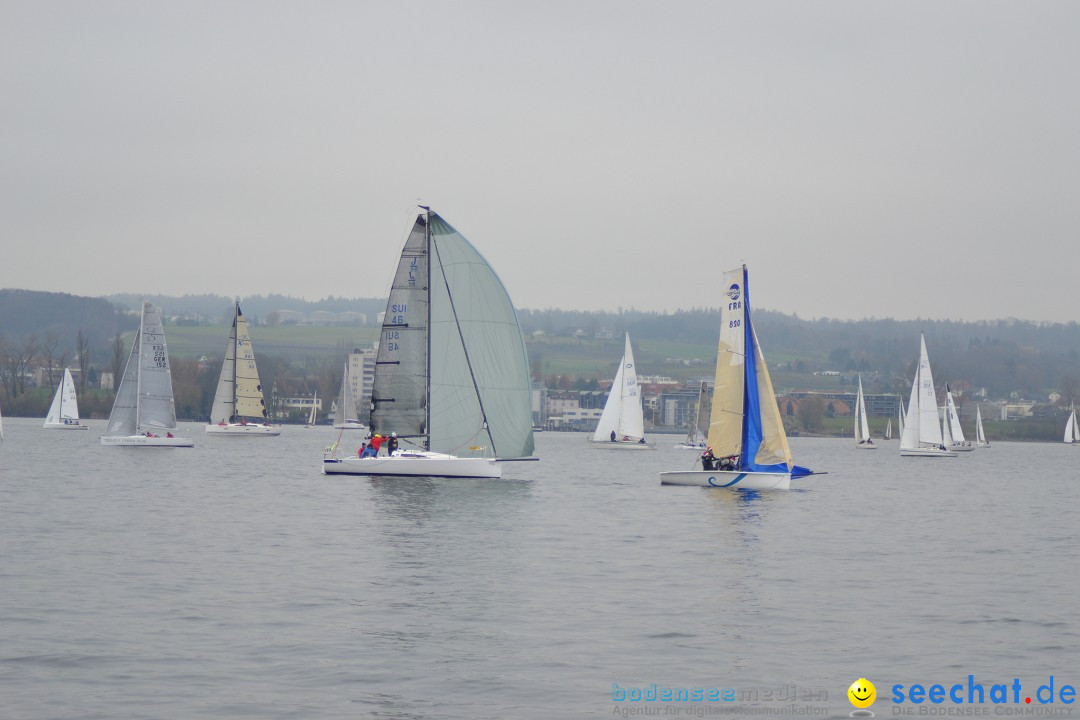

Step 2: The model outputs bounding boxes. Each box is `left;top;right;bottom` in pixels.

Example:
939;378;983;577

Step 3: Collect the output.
658;469;790;491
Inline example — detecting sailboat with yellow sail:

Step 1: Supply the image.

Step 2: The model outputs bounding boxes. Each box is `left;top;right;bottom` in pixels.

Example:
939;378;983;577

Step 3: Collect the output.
659;265;814;491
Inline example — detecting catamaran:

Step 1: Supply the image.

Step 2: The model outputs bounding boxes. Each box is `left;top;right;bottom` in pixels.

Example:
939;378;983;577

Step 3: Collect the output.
101;301;193;447
899;334;955;457
592;333;651;449
207;302;279;435
323;208;535;478
975;403;990;448
659;265;814;490
1065;403;1079;445
675;381;710;449
43;368;88;429
944;383;975;451
854;374;877;449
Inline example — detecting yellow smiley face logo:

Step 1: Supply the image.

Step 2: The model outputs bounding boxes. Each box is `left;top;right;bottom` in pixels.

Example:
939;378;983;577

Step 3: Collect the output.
848;678;876;708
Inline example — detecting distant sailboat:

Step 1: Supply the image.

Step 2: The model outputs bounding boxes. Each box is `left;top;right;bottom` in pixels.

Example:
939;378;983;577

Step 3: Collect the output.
305;391;319;428
1065;403;1080;445
975;403;990;448
659;265;814;490
884;418;892;440
899;334;956;457
101;301;193;447
898;400;905;439
323;208;535;478
944;383;975;451
675;381;710;449
592;333;651;449
854;375;877;449
207;302;279;435
333;362;367;431
44;368;88;430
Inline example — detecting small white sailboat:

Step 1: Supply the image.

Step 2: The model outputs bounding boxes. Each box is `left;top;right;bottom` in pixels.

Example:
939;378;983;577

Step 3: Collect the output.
675;381;710;449
899;334;955;457
898;400;905;439
305;391;319;428
333;362;367;431
1065;403;1079;445
207;302;279;435
944;383;975;451
854;375;877;449
101;301;193;447
323;208;535;478
659;265;814;490
974;403;990;448
591;333;651;449
884;418;892;441
43;368;88;430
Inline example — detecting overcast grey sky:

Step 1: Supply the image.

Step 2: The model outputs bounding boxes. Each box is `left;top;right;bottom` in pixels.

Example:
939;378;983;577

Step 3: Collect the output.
2;1;1077;322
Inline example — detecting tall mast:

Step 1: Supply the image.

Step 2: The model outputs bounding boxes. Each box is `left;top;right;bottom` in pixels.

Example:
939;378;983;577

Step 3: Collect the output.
232;301;239;422
135;301;145;433
423;207;432;450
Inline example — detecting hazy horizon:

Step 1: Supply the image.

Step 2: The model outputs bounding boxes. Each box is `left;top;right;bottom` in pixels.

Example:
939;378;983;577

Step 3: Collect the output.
3;2;1079;323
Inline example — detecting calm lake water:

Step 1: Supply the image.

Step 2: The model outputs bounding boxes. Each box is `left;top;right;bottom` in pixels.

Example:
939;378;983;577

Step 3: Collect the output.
1;418;1077;719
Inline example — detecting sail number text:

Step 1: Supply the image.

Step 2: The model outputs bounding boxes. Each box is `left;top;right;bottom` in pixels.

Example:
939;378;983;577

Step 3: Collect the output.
152;344;167;368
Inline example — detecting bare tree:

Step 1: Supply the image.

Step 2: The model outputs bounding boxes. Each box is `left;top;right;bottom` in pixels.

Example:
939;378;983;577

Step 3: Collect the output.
2;334;39;397
40;333;60;388
797;395;826;433
110;332;127;391
76;329;91;394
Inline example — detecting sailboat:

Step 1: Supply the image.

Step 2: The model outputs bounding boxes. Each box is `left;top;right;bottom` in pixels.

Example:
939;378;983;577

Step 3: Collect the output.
944;383;975;451
43;368;88;429
675;381;710;449
1065;403;1079;445
884;418;892;440
975;403;990;448
333;362;367;431
207;302;279;435
659;265;813;490
101;301;193;447
305;391;319;428
323;208;535;478
899;334;955;457
592;333;651;449
898;400;905;439
854;374;877;449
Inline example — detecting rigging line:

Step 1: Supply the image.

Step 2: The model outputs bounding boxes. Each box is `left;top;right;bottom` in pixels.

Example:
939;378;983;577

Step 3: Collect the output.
430;230;498;457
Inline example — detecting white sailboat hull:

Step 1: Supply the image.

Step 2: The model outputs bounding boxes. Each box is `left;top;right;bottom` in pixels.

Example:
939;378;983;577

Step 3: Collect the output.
659;470;790;491
899;446;958;458
206;423;281;436
855;442;879;450
333;421;369;431
100;435;194;447
674;443;706;450
949;443;977;452
589;440;654;450
43;422;89;430
323;451;500;478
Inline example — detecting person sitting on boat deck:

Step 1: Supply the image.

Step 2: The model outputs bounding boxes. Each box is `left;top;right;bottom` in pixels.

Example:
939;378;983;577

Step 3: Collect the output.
386;432;399;455
166;432;173;438
610;430;616;442
357;443;367;459
718;454;739;470
701;447;717;471
638;437;646;444
360;443;378;458
370;433;386;456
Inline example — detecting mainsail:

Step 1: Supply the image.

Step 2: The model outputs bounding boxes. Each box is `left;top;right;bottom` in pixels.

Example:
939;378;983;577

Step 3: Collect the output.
593;333;645;443
369;210;534;458
854;375;871;442
708;266;801;475
945;384;965;443
106;301;179;436
900;334;944;450
46;368;80;424
210;303;268;423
